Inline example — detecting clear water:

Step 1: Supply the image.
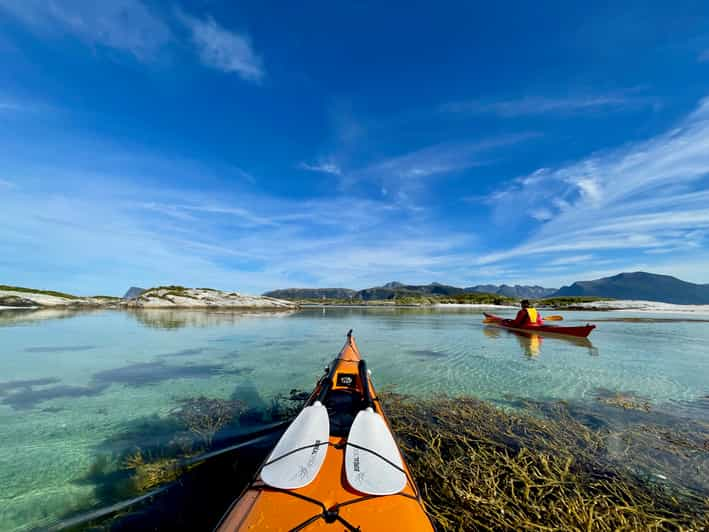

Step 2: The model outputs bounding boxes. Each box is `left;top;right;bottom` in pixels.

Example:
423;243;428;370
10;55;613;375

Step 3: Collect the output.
1;307;708;531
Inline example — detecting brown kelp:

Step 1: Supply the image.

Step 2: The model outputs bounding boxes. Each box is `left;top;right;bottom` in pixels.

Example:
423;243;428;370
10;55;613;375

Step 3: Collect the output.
384;393;708;531
173;396;246;448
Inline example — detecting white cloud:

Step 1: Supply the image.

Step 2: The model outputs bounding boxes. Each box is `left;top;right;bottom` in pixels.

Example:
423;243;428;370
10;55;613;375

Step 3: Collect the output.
0;0;171;60
575;177;603;204
177;11;264;81
0;159;480;294
530;208;553;221
299;161;342;176
441;90;651;117
478;95;709;272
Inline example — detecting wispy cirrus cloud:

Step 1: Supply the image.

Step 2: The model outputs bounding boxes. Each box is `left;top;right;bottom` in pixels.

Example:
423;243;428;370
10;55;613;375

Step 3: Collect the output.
0;155;475;294
546;254;595;266
0;0;171;60
477;95;709;270
298;161;342;176
177;11;264;81
340;133;539;198
441;90;652;117
1;2;266;81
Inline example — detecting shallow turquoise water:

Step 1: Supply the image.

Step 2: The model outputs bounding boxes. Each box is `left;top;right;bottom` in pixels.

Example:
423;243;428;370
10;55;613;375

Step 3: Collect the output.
0;307;707;530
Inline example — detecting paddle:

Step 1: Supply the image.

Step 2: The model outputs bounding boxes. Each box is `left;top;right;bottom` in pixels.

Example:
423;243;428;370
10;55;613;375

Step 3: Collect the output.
484;315;564;323
345;407;407;496
344;359;407;496
261;401;330;490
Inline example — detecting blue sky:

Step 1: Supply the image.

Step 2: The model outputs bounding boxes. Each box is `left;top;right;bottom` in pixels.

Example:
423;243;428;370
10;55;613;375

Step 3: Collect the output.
1;1;709;295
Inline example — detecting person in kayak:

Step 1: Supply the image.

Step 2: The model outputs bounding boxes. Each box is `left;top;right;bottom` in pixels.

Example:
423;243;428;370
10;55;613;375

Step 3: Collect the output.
504;299;544;327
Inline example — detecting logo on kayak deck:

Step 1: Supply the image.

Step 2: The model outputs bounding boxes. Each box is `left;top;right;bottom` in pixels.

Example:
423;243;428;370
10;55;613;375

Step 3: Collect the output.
337;373;357;388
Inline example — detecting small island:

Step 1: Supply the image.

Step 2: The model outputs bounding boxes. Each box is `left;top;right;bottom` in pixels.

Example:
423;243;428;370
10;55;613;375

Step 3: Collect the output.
0;285;297;310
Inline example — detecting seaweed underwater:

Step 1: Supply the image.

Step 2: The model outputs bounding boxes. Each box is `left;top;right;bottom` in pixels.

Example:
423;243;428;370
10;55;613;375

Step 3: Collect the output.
54;390;708;531
55;386;309;530
385;393;709;531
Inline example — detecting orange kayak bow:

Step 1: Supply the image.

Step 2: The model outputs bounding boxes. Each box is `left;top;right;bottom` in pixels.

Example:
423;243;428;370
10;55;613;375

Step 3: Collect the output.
215;331;435;531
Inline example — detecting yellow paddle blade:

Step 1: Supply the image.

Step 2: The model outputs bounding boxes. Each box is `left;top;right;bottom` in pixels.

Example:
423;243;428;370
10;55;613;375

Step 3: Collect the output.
544;315;564;321
483;317;497;323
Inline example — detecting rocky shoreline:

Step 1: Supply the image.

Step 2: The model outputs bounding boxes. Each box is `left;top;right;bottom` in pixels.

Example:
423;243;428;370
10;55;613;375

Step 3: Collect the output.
0;286;297;310
4;285;708;314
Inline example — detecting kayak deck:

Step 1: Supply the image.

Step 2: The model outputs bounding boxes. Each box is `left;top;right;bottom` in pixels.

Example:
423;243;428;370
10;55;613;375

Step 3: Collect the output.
218;445;428;530
483;312;596;338
216;332;434;531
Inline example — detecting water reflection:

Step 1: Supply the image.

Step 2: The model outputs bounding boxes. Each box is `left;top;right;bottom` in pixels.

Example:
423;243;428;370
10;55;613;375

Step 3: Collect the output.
127;308;297;329
483;325;598;357
0;308;99;326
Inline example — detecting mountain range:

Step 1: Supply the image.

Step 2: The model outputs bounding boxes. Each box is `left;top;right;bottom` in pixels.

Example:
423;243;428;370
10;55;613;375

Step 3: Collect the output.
554;272;709;304
264;282;555;301
263;272;709;304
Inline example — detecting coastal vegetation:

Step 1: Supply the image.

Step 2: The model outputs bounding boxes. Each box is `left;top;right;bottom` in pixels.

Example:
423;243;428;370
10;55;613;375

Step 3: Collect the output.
0;284;79;299
141;286;200;300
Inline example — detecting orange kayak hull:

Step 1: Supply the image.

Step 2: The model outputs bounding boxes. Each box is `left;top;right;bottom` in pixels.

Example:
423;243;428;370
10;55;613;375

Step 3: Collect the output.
216;333;434;532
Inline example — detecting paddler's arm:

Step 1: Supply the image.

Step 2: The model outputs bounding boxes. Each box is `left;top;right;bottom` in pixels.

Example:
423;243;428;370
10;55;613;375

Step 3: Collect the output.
505;309;528;327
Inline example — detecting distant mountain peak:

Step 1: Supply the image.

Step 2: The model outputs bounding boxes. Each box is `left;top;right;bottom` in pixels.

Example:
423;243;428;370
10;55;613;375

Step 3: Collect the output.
382;281;404;288
553;271;709;304
123;286;146;299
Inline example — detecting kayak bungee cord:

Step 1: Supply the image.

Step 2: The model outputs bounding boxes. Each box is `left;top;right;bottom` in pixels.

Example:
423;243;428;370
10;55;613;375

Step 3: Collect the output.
226;435;423;532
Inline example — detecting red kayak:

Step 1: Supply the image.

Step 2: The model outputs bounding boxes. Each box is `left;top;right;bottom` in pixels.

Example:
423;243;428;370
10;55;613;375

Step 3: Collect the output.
483;312;596;338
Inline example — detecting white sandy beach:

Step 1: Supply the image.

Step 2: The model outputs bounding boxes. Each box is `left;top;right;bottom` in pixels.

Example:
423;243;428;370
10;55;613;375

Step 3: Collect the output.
572;300;709;314
434;303;518;309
